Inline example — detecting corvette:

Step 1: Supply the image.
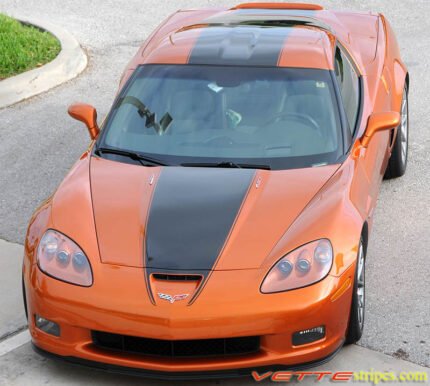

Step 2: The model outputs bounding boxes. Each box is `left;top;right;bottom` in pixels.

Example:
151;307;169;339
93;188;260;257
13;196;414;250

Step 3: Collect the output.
23;2;409;379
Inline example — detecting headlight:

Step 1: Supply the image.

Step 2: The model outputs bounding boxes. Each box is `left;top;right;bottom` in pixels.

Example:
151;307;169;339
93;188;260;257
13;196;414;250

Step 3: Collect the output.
261;239;333;293
37;230;93;287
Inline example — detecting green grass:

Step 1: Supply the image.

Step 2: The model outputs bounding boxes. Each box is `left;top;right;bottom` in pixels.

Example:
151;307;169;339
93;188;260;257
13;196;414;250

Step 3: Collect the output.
0;14;61;80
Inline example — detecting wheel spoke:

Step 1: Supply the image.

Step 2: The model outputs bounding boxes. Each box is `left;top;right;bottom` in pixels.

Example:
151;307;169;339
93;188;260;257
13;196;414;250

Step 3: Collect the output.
358;308;363;324
355;242;365;330
398;90;408;163
357;247;364;277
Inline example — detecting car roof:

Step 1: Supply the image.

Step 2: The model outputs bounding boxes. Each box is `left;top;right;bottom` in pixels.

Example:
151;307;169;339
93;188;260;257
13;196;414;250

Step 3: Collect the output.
140;6;335;70
126;3;380;76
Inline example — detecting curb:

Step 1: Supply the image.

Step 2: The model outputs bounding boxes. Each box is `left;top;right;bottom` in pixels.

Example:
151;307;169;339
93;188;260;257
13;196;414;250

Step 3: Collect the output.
0;16;87;109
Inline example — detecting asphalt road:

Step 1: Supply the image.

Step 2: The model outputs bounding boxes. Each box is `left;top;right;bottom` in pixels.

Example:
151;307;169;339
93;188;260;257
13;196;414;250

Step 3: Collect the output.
0;0;429;374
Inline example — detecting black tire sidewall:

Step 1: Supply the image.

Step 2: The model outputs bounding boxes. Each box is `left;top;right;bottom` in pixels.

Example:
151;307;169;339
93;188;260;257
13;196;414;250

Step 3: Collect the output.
385;87;408;179
345;240;365;344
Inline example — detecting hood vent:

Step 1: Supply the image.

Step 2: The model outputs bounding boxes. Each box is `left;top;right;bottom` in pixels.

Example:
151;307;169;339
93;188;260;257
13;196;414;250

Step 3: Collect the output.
152;273;202;282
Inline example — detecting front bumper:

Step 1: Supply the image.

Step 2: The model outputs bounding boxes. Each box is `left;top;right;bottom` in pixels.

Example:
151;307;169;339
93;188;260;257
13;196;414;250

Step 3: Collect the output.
25;261;355;376
32;342;343;380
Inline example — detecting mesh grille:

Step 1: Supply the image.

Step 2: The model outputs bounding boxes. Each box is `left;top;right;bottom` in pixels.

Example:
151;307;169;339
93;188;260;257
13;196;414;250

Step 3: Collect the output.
92;331;260;358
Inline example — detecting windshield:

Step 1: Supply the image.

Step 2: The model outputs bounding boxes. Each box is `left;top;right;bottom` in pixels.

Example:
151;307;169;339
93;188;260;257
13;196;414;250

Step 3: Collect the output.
99;64;343;170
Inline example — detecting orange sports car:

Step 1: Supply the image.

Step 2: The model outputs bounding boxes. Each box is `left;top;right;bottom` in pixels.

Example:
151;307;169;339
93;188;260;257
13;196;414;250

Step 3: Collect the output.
23;2;409;379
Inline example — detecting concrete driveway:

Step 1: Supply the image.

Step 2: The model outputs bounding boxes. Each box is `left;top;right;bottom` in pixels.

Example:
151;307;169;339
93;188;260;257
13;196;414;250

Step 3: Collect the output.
0;0;429;384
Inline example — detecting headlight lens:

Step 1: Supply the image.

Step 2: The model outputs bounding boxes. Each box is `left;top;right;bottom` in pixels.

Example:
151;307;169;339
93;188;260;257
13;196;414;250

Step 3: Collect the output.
37;230;93;286
261;239;333;293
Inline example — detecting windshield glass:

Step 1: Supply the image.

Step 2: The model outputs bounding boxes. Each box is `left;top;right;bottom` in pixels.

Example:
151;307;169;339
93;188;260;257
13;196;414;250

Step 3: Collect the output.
100;65;343;170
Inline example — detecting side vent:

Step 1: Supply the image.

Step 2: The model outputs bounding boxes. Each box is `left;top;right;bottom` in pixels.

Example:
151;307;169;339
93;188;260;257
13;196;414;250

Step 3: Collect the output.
232;3;323;11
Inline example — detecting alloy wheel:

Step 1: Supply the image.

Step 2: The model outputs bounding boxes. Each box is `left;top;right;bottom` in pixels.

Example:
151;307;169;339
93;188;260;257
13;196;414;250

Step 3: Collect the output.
356;242;365;330
400;90;409;165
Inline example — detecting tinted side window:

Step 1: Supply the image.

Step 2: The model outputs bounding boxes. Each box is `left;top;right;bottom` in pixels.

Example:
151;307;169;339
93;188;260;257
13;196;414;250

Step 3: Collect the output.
335;47;360;134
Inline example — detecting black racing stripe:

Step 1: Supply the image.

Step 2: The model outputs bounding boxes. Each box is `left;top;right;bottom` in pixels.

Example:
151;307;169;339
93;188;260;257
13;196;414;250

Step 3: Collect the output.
145;167;254;271
188;26;289;66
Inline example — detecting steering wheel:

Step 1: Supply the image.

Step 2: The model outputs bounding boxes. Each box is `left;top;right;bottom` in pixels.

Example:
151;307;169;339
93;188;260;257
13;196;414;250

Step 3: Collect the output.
264;112;321;133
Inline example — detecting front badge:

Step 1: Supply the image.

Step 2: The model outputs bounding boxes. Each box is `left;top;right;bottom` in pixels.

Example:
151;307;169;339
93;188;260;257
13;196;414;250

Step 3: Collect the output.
157;293;189;304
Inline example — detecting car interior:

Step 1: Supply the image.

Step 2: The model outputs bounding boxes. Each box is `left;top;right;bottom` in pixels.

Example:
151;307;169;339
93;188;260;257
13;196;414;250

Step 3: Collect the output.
104;65;341;160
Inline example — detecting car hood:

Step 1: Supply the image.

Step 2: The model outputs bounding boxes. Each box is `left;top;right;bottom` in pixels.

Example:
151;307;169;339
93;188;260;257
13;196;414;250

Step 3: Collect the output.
90;157;339;270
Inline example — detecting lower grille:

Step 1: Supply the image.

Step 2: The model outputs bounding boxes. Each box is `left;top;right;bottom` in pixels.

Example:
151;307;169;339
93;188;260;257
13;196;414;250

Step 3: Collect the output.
92;331;260;358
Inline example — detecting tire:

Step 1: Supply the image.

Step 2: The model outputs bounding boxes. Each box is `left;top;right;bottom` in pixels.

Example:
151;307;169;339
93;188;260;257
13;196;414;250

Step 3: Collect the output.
22;276;28;320
345;239;365;344
384;86;409;179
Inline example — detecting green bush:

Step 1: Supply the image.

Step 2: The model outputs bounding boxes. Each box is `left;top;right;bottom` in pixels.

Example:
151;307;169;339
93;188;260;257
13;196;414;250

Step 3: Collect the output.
0;14;61;79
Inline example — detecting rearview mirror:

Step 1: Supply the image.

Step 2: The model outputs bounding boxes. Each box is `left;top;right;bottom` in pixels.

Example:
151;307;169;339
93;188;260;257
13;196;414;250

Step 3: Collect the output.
68;103;100;140
361;112;400;148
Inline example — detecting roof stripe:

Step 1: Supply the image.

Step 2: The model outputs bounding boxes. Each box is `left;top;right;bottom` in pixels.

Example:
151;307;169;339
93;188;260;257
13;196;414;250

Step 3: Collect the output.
188;25;292;66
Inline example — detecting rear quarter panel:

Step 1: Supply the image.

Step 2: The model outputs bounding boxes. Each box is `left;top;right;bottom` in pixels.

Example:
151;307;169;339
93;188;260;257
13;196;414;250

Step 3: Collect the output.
380;15;408;112
338;12;407;226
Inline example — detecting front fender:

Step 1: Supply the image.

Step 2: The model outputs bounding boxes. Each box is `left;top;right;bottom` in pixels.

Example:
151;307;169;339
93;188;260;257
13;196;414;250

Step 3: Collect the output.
261;160;365;278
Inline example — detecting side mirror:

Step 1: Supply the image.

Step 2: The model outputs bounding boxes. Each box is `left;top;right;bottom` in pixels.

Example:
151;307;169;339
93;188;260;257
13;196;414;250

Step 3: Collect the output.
68;103;100;140
361;112;400;148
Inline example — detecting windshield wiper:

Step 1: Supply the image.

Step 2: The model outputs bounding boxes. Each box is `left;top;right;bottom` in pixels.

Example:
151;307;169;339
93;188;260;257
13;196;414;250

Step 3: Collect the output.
95;146;168;166
116;96;172;135
181;161;271;170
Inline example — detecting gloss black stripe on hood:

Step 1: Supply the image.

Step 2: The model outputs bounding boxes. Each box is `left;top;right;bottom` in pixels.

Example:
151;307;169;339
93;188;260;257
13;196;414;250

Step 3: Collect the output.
145;167;254;271
188;25;289;66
